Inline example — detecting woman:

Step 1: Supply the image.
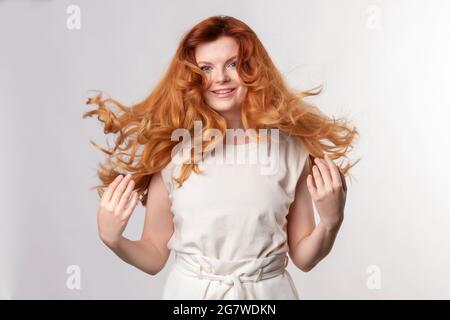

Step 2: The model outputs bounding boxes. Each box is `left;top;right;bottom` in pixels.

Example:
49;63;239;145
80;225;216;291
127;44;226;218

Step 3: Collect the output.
83;15;359;299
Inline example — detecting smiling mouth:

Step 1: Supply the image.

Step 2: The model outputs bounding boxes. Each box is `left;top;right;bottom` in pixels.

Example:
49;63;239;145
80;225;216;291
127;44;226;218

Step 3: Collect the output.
210;88;236;97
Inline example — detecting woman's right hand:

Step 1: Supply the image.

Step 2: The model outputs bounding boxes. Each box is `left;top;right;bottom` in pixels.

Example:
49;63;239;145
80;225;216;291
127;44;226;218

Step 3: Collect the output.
97;173;139;247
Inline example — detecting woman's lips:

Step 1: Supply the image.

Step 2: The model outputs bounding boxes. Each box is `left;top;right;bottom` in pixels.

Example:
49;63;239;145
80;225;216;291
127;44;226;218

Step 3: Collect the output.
210;87;236;98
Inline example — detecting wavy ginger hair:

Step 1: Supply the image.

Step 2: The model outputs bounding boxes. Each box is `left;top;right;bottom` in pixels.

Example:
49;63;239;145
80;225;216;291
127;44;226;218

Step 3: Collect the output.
82;15;359;207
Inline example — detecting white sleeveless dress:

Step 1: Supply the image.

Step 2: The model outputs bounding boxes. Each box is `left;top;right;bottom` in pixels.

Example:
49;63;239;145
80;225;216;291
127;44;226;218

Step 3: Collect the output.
160;131;309;300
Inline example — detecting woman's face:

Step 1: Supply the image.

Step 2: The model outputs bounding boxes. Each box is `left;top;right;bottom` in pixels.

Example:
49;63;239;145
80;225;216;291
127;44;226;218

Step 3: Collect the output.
195;36;247;118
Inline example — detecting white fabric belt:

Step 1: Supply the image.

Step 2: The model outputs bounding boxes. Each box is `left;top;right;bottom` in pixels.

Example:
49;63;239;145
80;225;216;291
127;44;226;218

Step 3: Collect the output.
173;252;289;300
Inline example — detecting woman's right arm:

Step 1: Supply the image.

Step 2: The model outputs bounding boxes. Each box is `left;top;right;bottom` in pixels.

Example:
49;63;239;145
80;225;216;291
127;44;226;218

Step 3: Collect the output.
98;171;174;276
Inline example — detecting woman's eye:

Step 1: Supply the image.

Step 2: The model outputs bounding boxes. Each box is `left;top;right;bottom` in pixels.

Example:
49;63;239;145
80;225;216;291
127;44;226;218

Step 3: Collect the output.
229;61;237;68
200;66;211;72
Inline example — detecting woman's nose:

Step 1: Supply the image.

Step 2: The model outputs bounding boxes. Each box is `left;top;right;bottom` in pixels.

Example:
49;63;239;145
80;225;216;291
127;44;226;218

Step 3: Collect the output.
213;69;231;83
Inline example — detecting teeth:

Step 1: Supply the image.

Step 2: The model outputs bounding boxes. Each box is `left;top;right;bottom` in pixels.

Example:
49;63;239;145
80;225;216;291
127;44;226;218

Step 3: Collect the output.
213;89;234;94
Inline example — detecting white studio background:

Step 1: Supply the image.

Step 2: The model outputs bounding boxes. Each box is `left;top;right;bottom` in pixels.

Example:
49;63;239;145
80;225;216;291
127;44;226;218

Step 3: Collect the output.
0;0;449;299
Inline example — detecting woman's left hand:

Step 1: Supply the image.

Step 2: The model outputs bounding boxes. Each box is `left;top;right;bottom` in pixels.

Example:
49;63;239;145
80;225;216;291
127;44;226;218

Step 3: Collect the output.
306;154;347;229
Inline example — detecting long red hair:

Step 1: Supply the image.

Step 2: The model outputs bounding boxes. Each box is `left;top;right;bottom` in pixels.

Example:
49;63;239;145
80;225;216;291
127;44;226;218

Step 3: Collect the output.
83;15;359;206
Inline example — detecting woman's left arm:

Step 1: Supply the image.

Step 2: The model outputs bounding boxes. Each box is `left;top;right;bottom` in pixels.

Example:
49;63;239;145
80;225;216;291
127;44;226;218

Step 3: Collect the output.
287;154;347;272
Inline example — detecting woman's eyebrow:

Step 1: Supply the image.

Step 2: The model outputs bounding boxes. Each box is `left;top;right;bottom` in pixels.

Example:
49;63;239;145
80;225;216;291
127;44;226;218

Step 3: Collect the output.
197;55;237;65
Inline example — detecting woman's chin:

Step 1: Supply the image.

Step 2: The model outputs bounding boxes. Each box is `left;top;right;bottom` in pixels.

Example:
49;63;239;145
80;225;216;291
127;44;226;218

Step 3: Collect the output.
206;101;236;111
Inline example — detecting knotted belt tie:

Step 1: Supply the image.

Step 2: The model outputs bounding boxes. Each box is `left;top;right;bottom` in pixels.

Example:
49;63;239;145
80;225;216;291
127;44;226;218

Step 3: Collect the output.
173;252;289;300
